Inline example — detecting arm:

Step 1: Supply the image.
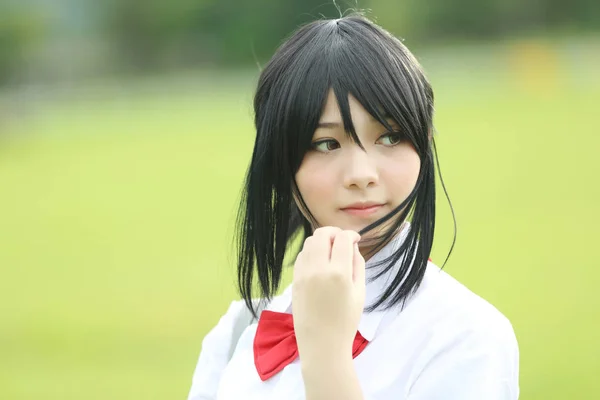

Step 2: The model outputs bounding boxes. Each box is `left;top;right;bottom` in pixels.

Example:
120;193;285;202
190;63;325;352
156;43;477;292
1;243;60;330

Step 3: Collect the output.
187;300;248;400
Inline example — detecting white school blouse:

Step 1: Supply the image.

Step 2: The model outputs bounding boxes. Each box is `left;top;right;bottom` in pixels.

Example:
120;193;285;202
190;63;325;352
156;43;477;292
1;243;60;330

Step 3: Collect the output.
187;237;520;400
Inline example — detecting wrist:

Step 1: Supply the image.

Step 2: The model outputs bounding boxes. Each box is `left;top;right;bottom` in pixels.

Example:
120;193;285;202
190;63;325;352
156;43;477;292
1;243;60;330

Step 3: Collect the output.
300;348;354;380
301;355;362;400
298;337;353;366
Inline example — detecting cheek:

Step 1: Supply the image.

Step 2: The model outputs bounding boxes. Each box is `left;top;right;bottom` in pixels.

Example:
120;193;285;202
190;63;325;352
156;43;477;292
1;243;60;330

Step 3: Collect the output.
384;149;421;200
295;160;336;207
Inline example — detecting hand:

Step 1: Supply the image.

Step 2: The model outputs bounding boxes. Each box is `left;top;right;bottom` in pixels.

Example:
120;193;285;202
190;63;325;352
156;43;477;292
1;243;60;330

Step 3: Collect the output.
292;227;366;364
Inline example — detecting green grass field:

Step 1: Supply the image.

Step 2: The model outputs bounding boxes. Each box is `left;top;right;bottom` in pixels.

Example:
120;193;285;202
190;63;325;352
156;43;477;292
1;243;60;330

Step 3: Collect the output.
1;42;599;399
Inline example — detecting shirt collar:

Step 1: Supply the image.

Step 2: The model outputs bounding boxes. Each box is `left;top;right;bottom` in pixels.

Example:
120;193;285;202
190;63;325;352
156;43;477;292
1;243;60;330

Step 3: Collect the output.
358;222;411;340
266;223;411;342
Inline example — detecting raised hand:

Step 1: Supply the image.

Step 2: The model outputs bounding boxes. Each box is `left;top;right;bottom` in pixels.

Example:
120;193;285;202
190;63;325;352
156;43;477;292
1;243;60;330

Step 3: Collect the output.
292;226;366;365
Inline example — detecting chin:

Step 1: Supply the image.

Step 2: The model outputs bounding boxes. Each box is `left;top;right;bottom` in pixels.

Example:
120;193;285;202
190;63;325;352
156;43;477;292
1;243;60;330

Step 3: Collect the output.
347;223;373;235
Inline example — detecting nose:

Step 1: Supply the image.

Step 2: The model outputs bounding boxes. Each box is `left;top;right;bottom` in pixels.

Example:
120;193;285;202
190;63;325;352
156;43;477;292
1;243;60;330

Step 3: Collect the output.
342;145;379;190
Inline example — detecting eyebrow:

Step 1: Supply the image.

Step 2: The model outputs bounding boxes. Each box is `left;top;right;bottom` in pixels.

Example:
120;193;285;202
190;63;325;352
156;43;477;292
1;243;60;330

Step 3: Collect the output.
316;121;343;129
317;113;394;129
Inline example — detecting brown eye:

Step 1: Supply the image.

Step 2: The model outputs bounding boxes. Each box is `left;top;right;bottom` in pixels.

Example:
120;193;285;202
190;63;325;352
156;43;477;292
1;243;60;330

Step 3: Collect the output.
311;139;341;153
377;132;405;146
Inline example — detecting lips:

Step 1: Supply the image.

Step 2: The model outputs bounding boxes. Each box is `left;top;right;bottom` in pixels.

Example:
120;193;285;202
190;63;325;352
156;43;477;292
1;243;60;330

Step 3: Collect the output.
341;202;384;210
340;202;385;217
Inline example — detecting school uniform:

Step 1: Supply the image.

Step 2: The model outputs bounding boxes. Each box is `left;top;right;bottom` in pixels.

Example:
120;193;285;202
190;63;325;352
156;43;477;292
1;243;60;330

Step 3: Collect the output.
187;228;520;399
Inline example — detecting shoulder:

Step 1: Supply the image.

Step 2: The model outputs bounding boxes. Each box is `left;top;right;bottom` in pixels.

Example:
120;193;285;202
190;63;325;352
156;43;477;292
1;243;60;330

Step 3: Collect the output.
418;262;516;336
396;263;520;398
397;262;519;367
187;299;250;400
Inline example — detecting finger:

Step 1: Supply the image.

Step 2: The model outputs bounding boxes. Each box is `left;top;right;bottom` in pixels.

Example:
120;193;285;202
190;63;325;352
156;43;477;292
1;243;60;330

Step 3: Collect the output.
352;242;366;287
330;230;360;274
293;250;306;280
308;226;342;263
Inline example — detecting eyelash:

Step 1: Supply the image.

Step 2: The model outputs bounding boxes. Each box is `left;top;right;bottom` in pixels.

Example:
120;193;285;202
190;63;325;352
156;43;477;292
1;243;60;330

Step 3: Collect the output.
310;131;406;153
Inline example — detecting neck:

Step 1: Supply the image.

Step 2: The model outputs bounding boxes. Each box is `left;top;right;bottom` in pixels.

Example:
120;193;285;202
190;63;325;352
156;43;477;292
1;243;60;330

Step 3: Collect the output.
358;222;409;262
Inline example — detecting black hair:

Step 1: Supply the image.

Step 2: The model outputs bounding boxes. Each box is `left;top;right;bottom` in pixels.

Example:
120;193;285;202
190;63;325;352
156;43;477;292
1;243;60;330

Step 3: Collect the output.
235;14;455;318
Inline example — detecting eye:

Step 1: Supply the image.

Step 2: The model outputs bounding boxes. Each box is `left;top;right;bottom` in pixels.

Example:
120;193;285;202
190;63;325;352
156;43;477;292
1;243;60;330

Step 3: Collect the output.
311;139;341;153
377;132;405;146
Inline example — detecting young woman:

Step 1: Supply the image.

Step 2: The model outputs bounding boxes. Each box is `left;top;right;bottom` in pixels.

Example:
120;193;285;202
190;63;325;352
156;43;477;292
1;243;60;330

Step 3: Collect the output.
188;14;519;400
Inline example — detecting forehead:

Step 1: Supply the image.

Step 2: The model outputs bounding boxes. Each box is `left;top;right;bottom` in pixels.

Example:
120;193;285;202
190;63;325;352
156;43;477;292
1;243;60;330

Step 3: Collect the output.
320;89;369;119
319;89;395;125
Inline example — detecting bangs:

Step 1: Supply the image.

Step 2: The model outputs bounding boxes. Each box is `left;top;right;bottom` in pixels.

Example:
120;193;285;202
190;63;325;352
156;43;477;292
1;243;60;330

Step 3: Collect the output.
256;17;434;176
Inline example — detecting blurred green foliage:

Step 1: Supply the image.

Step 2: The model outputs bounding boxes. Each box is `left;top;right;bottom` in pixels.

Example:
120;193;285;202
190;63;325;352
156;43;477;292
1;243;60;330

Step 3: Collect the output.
0;7;47;83
1;0;599;83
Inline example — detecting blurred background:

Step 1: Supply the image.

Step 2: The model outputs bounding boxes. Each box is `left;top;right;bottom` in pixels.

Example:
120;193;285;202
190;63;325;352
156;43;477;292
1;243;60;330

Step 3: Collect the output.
1;0;598;398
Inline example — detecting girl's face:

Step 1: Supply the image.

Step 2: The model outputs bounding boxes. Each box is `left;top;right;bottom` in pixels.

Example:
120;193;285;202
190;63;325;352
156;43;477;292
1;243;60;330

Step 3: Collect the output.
295;89;421;244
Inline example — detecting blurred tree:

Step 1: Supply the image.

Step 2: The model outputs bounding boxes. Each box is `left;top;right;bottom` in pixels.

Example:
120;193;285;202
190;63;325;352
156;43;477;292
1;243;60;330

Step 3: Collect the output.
105;0;347;70
203;0;346;64
1;0;599;83
0;7;46;85
372;0;600;42
104;0;216;71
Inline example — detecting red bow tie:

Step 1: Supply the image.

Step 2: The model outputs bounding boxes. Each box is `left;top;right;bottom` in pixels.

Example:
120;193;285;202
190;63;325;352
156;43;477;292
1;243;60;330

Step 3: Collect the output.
253;310;369;381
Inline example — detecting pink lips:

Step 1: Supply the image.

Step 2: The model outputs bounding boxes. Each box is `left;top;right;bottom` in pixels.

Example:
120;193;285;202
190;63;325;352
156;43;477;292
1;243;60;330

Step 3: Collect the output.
341;203;385;217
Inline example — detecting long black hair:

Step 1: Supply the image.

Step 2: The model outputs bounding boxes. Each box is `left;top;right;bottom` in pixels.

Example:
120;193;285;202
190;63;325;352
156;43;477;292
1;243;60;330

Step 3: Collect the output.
235;14;455;318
